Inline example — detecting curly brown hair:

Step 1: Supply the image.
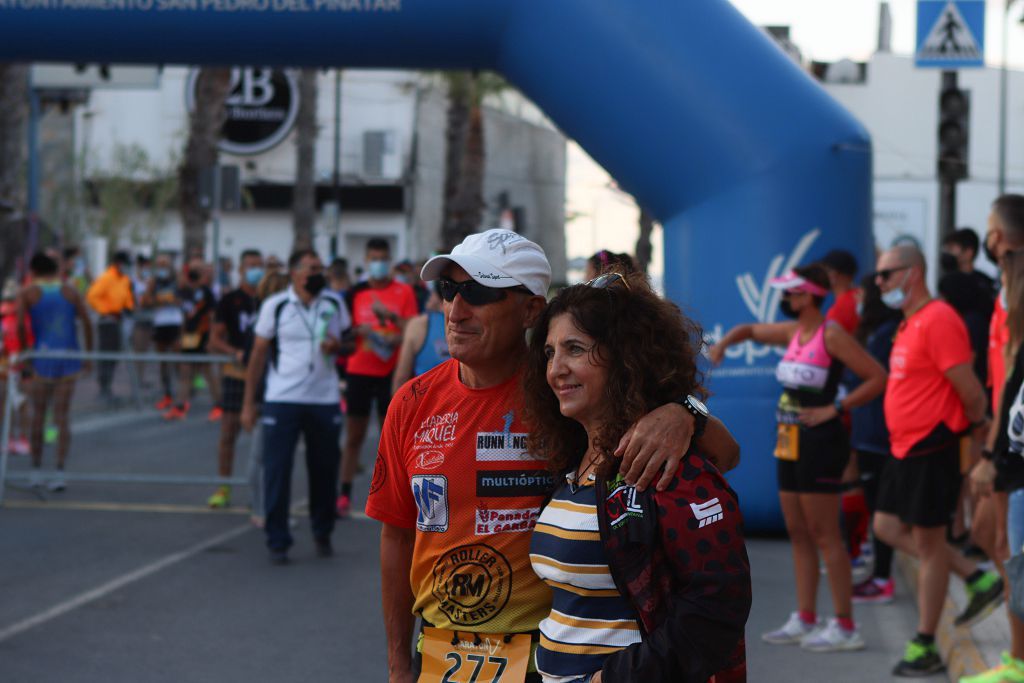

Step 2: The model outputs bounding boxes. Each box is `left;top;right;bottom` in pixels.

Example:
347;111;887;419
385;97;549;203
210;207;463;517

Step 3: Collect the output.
522;272;707;478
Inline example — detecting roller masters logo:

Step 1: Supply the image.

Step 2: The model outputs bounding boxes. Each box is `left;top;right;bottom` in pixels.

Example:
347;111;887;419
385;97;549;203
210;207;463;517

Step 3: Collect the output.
706;229;820;376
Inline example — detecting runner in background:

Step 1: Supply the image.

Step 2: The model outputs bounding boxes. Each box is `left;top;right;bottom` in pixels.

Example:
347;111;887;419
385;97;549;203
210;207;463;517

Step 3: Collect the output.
85;251;134;406
206;249;263;509
130;255;154;387
390;284;449;395
337;238;417;517
1;279;31;455
710;265;887;653
16;252;93;491
165;257;221;421
145;253;184;412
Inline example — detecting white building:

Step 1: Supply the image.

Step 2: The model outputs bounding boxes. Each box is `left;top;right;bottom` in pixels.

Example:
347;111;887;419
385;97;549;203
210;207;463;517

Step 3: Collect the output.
56;67;566;280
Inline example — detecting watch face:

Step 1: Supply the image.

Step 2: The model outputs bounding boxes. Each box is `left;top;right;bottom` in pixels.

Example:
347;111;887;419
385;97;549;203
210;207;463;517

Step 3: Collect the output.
687;395;709;416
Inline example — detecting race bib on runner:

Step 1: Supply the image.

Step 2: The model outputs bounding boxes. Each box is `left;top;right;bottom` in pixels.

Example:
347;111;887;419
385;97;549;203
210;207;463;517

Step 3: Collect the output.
419;627;530;683
774;423;800;461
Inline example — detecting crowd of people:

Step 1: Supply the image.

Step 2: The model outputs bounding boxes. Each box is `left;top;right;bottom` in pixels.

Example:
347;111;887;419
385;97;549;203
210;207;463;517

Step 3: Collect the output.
10;196;1024;681
708;194;1024;681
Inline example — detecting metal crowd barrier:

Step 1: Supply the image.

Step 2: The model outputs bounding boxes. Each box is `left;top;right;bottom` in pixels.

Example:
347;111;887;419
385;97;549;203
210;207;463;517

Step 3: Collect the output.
0;349;260;507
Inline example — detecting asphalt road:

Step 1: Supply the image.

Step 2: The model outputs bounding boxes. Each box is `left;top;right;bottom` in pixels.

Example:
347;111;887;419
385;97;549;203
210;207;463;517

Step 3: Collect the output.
0;400;930;682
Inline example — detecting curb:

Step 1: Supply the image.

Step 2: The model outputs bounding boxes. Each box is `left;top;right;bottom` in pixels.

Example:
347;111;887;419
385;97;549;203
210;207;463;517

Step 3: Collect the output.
896;552;991;681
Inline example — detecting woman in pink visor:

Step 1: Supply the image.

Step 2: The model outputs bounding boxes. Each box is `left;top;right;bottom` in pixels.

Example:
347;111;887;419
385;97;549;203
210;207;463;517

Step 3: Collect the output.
709;264;886;654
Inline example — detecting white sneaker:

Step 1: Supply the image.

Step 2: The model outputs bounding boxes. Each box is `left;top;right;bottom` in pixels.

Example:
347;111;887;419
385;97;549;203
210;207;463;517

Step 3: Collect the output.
27;469;43;489
762;612;819;645
800;618;865;652
47;472;66;492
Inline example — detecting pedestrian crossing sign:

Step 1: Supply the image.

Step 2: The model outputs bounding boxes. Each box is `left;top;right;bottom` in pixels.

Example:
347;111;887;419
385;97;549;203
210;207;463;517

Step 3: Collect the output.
916;0;985;68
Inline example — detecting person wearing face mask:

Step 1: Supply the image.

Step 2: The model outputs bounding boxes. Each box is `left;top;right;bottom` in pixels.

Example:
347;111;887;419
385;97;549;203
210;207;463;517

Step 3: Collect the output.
130;255;154;386
240;249;352;564
338;237;418;518
939;229;995;388
871;244;1003;676
144;253;184;410
205;249;264;509
163;257;221;421
709;263;887;654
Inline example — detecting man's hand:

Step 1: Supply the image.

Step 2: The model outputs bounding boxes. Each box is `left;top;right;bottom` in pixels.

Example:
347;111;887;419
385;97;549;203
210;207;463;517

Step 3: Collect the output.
240;403;258;432
615;403;694;491
320;336;341;355
970;458;997;499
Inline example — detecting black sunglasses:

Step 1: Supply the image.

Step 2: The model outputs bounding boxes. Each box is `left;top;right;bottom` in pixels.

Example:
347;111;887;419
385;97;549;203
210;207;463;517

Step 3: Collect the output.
583;272;631;290
873;266;910;282
437;277;531;306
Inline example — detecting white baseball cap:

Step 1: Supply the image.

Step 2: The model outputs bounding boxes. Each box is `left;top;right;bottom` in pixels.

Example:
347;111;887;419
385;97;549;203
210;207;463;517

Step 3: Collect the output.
420;229;551;296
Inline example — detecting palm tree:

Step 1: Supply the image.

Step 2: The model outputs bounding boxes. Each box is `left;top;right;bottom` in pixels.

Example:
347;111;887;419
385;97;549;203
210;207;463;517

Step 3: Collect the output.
178;67;232;257
0;64;28;287
440;71;507;250
292;68;318;252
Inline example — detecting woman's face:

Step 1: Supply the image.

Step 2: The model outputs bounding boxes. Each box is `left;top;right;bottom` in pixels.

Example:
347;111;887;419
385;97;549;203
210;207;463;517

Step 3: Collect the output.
544;313;608;429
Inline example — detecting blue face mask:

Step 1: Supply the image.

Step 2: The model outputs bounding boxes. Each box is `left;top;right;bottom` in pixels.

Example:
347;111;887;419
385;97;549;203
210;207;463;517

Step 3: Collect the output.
155;267;171;280
245;268;264;286
368;260;390;280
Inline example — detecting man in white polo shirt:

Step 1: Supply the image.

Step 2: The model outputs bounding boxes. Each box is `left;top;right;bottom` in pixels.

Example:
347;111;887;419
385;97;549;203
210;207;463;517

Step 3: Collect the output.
242;249;351;564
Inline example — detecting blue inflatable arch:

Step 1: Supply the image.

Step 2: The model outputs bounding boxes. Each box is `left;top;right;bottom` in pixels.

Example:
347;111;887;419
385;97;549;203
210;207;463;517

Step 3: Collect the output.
0;0;873;529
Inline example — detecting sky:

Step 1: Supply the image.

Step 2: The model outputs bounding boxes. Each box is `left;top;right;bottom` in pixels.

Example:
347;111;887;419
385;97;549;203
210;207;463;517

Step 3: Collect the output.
564;0;1024;279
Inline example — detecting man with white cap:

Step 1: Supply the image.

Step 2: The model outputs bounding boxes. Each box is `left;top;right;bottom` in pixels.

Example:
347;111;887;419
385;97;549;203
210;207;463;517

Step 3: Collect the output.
365;229;740;682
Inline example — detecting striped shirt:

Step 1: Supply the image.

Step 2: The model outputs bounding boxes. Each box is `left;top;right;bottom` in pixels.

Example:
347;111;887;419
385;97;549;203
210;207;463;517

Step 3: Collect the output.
529;480;641;682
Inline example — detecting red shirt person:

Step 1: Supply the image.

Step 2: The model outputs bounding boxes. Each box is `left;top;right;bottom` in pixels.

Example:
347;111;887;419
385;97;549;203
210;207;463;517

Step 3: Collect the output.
338;238;418;517
871;244;1000;677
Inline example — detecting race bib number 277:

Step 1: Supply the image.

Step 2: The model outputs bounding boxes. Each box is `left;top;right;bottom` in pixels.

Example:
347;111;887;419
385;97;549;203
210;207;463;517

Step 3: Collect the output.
419;627;530;683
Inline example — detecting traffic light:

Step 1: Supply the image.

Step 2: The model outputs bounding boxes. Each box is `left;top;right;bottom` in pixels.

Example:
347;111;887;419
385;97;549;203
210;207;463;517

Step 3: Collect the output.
937;82;969;181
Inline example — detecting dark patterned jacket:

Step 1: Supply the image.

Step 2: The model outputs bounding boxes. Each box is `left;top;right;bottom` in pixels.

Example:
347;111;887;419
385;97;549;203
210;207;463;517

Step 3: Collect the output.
594;452;751;682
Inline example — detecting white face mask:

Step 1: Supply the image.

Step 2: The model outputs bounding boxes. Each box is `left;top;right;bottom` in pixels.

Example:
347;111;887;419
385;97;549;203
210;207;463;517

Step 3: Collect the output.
881;270;910;310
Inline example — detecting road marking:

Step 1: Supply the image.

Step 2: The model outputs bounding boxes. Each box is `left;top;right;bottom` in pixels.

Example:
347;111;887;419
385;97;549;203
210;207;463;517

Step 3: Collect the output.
0;522;252;644
0;502;372;643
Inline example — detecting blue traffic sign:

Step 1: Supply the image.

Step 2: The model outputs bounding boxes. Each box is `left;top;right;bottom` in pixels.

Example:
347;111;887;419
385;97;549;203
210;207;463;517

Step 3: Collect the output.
916;0;985;68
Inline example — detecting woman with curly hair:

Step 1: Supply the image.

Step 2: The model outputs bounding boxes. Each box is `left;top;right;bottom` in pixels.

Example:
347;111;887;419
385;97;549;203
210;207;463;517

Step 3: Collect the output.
709;264;887;653
523;272;752;683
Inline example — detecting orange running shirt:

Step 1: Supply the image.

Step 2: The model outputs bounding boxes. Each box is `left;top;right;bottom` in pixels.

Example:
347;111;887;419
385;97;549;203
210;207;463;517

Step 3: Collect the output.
989;294;1009;411
365;359;554;633
345;279;418;377
884;300;972;458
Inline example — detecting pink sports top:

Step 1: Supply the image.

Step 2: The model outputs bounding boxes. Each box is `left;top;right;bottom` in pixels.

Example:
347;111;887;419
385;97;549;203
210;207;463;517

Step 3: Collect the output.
776;322;842;407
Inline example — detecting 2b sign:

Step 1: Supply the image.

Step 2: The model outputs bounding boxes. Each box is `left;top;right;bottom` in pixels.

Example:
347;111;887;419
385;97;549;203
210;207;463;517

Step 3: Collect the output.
186;67;299;156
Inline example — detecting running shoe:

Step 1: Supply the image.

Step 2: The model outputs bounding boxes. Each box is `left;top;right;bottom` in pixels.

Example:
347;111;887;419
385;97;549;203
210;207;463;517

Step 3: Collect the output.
761;612;819;645
162;403;190;421
155;395;174;411
8;437;29;455
851;555;873;584
207;486;231;509
893;639;945;677
853;577;895;604
315;537;334;558
954;571;1005;628
207;406;223;422
47;472;67;492
959;651;1024;683
27;469;43;489
800;618;865;652
336;494;351;519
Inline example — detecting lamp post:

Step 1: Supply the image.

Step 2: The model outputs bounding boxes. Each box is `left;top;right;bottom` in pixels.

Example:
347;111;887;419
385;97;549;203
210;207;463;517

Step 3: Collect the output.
998;0;1021;195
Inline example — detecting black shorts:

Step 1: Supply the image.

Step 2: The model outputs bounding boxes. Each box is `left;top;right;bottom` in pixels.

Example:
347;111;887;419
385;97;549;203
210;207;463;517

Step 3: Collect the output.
345;373;392;418
221;376;245;413
152;325;180;345
876;444;962;528
776;419;849;494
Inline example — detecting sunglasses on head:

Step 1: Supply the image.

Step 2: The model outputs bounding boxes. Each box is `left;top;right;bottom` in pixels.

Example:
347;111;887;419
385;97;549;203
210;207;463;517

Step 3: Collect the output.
437;277;532;306
873;265;910;282
583;272;631;290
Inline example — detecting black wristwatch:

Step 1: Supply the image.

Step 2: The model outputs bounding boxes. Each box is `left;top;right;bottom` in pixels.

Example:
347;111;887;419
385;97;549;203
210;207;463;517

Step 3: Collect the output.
676;395;709;439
